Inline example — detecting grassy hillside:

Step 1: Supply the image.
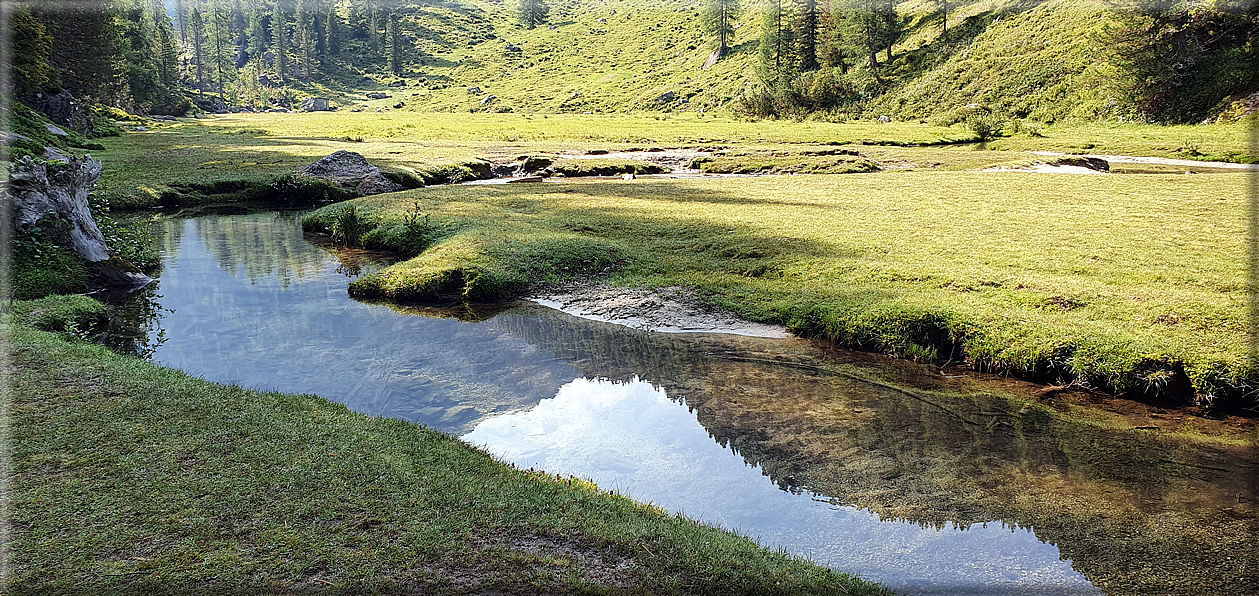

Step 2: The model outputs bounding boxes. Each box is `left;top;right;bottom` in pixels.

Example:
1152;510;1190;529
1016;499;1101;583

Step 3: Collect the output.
304;0;1254;123
868;0;1125;123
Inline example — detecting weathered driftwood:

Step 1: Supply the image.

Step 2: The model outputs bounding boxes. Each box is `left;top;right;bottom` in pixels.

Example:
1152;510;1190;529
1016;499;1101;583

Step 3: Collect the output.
7;155;152;292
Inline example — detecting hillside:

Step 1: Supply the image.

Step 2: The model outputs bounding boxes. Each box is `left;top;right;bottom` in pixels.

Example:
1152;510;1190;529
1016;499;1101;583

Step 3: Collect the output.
311;0;1255;124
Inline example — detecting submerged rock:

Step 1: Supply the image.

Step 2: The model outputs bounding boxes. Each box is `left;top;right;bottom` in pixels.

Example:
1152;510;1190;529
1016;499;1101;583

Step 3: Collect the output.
302;151;403;196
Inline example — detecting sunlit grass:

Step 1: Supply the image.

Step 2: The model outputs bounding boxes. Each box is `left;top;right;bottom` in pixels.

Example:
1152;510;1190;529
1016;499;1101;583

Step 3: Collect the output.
306;170;1251;404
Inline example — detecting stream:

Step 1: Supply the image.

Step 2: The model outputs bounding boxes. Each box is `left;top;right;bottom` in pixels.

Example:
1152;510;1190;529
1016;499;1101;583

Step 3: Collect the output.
108;211;1257;595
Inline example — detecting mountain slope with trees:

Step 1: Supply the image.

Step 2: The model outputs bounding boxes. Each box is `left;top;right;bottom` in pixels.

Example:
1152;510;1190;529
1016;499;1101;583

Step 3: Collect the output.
6;0;1258;124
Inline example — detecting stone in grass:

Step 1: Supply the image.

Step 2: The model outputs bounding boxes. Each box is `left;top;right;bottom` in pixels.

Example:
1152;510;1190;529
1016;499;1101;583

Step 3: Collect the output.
302;151;404;196
301;97;332;112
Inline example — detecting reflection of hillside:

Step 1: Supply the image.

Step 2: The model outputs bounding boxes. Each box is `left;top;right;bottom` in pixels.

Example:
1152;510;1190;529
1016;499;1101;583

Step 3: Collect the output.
179;213;329;287
490;305;1257;595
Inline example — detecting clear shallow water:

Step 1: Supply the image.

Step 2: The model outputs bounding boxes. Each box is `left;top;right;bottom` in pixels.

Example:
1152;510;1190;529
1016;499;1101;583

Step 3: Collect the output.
116;212;1256;595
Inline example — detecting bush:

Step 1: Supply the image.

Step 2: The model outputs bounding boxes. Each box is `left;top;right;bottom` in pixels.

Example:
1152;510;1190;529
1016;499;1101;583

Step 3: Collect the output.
965;110;1008;141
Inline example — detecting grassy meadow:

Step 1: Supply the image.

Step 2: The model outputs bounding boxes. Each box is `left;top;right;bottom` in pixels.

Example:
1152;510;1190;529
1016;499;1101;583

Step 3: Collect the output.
302;168;1252;405
72;110;1255;405
89;112;1256;210
5;319;885;594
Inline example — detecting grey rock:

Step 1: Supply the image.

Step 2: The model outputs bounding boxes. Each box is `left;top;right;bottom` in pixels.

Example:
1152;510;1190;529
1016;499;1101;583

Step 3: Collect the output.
34;90;93;136
366;92;391;99
481;95;498;105
134;126;149;132
43;147;70;161
266;107;289;113
467;86;482;94
0;131;31;143
877;115;891;123
301;151;403;196
505;43;522;53
46;123;69;136
301;97;332;112
389;80;407;87
655;91;676;103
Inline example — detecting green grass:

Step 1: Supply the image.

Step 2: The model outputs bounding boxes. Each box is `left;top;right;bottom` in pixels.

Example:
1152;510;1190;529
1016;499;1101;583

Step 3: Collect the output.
6;322;887;594
304;170;1252;406
89;112;1254;210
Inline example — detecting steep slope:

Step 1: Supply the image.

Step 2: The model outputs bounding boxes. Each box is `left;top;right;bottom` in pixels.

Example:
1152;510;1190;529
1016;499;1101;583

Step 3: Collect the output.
869;0;1126;123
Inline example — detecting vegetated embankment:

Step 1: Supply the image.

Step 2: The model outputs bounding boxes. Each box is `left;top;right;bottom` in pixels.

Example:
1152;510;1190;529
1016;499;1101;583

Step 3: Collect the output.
303;171;1253;408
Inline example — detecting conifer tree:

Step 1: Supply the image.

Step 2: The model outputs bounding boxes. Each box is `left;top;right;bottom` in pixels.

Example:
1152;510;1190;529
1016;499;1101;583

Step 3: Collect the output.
387;11;403;75
758;0;796;87
189;3;208;85
517;0;550;30
272;0;290;83
324;6;341;58
207;0;235;94
702;0;740;56
793;0;819;71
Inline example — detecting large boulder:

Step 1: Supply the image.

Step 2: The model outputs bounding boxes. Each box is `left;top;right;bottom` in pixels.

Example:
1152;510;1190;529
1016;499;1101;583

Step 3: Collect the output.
33;90;93;136
6;156;151;292
301;97;331;112
301;151;404;196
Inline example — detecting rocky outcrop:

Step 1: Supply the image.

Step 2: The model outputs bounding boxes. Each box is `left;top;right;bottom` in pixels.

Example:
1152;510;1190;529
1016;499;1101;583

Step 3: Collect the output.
301;151;404;196
33;90;93;136
6;156;151;292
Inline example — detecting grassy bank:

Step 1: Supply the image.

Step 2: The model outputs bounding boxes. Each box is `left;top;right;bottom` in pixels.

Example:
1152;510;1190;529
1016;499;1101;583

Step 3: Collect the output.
5;317;885;594
303;171;1251;406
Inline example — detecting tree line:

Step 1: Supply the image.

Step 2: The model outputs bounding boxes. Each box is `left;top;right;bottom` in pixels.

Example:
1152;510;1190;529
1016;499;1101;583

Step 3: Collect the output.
10;0;426;114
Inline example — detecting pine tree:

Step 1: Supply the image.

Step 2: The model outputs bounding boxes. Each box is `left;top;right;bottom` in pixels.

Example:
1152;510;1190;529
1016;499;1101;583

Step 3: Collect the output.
11;10;61;100
246;2;267;64
272;0;290;83
517;0;550;30
793;0;819;71
37;3;123;100
207;0;235;94
189;3;207;85
387;11;403;75
758;0;796;87
840;0;888;82
702;0;740;56
818;0;847;72
295;0;316;79
324;5;341;59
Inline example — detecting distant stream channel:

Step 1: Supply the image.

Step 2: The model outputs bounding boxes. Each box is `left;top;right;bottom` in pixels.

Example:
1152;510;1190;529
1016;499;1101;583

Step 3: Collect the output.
107;212;1257;596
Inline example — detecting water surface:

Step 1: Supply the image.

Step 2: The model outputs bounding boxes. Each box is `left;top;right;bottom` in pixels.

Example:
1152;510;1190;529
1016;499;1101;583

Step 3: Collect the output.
114;212;1256;595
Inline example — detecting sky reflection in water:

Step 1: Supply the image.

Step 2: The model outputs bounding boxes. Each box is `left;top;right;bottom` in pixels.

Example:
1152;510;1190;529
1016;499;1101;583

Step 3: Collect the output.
141;214;1099;595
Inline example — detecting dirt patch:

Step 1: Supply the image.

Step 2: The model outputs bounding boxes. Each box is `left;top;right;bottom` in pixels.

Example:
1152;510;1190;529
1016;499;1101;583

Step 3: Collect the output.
531;284;790;338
